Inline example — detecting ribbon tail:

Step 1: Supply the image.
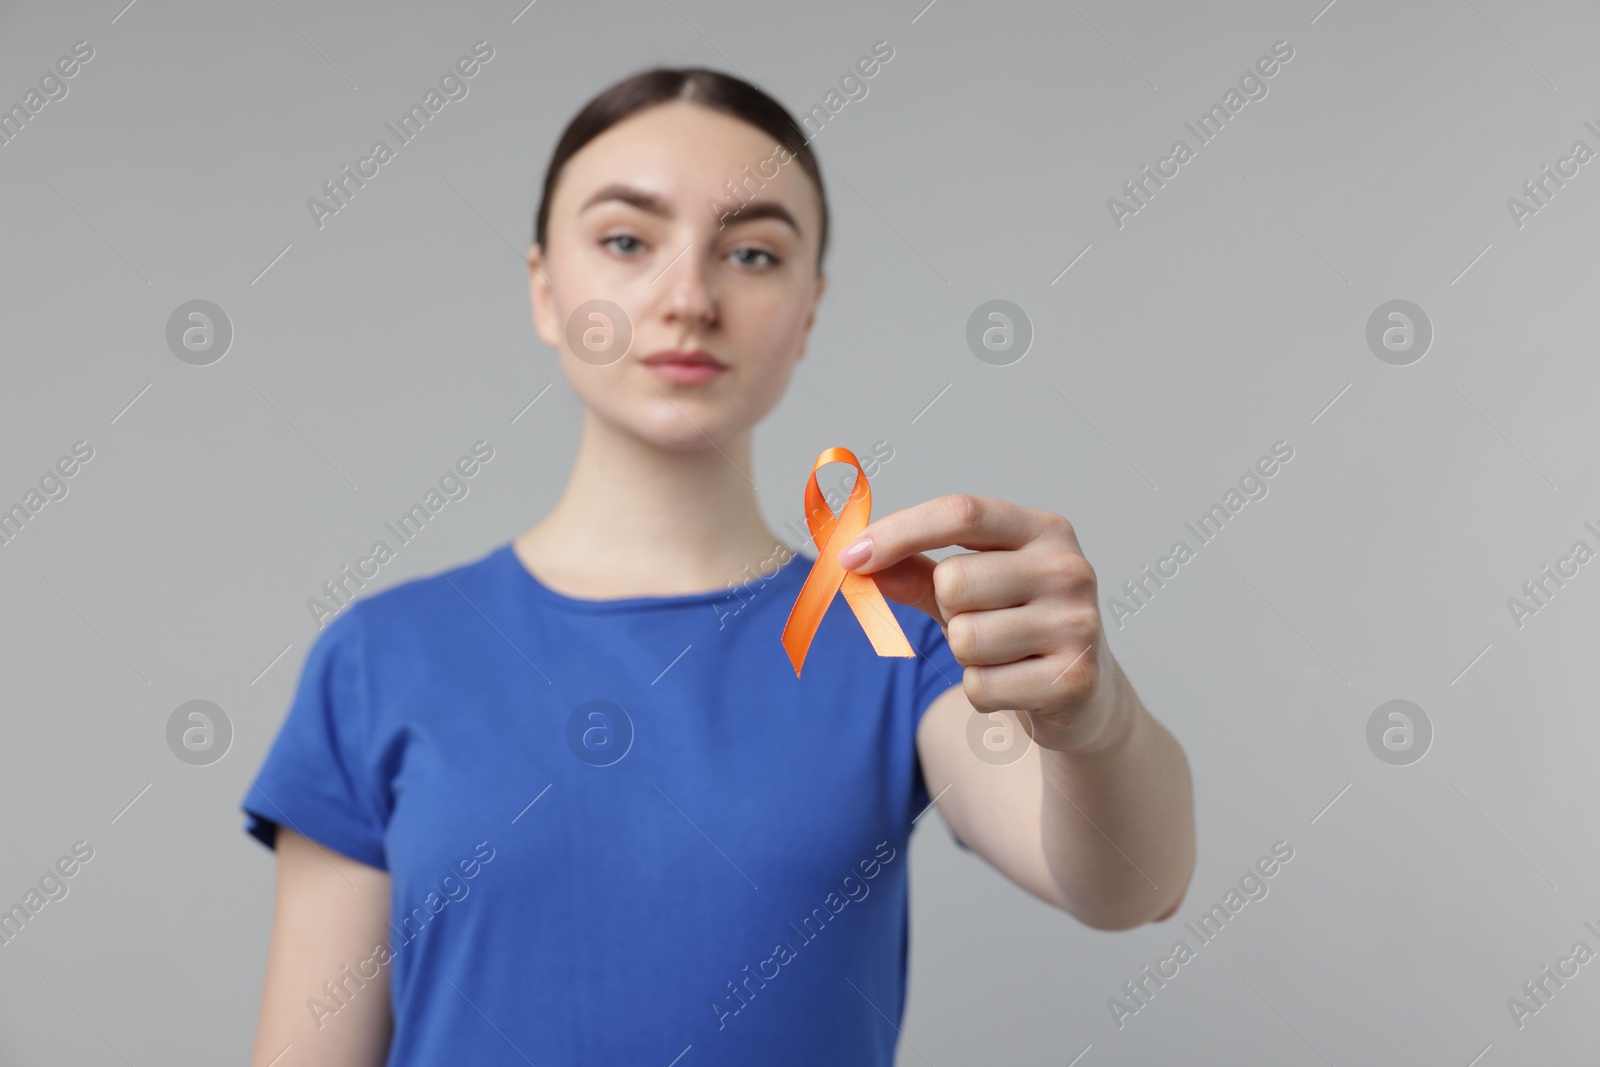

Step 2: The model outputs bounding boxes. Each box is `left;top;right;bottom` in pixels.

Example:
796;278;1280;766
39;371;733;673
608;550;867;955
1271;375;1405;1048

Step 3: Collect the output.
781;555;844;676
839;571;914;658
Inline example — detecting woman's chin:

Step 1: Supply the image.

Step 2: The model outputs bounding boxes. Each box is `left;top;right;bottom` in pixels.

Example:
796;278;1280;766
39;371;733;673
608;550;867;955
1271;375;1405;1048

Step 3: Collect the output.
606;406;750;453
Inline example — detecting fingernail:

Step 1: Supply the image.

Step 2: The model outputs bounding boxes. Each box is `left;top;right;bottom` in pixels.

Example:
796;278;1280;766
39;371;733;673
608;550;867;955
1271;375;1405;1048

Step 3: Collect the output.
838;538;871;569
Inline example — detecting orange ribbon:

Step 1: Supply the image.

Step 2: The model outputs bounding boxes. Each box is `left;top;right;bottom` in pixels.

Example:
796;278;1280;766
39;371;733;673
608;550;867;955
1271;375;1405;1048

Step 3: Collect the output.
781;447;914;677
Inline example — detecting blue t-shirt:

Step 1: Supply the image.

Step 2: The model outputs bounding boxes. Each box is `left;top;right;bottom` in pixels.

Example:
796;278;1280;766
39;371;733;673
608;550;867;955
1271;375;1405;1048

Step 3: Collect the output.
242;541;964;1065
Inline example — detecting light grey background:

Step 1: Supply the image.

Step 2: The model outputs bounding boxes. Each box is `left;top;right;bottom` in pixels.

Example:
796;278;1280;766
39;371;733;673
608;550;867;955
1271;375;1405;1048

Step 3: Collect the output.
2;0;1597;1063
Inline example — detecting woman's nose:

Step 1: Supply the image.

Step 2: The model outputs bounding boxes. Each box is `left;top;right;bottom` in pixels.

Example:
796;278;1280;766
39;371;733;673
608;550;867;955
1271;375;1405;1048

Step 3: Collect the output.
657;245;718;326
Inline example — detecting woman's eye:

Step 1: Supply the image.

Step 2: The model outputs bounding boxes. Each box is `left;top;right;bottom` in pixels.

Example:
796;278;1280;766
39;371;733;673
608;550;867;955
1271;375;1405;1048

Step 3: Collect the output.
731;247;778;269
601;234;643;255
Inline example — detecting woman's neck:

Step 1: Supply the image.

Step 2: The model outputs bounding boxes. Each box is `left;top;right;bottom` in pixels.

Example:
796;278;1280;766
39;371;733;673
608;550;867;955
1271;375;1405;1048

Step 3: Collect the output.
514;408;796;598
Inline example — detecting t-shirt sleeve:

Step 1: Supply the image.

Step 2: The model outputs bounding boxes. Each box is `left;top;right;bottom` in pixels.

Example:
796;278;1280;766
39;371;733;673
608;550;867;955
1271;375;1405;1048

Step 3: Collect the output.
240;607;390;870
904;612;973;852
910;613;963;729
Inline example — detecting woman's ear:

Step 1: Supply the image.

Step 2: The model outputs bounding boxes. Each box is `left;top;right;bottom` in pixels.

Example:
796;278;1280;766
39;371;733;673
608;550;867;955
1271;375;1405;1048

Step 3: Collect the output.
527;245;561;349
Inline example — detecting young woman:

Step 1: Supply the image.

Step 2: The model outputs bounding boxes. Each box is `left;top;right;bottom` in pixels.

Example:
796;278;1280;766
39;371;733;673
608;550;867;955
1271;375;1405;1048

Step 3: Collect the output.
244;66;1195;1066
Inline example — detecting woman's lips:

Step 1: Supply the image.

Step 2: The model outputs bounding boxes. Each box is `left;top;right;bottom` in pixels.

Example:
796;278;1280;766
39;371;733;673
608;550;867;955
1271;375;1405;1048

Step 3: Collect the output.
640;352;727;385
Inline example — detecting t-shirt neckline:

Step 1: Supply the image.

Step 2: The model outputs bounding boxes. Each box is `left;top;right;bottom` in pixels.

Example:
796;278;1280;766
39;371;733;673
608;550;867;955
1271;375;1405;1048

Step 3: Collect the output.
496;541;811;613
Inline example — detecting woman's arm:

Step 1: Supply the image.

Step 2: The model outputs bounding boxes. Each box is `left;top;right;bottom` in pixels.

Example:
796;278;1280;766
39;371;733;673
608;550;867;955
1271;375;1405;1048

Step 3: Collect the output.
917;658;1195;930
249;827;394;1067
839;494;1196;929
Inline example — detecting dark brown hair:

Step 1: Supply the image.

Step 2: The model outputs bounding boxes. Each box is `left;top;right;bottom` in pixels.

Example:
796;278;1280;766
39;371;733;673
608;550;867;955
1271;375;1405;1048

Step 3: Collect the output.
532;67;829;269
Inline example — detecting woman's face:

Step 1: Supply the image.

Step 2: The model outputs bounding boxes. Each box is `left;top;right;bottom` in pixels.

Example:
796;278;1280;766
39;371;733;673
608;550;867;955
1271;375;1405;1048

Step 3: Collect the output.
529;100;827;451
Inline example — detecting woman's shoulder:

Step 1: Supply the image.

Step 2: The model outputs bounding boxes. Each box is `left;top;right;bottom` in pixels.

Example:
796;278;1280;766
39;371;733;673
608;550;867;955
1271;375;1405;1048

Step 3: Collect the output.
330;541;513;639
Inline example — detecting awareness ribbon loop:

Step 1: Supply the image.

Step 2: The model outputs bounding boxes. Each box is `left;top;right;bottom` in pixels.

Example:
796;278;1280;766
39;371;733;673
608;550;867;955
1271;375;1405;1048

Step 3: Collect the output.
781;447;914;677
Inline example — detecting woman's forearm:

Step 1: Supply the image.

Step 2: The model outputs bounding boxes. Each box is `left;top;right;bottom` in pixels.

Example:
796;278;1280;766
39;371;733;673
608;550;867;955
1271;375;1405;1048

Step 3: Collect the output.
1036;656;1196;930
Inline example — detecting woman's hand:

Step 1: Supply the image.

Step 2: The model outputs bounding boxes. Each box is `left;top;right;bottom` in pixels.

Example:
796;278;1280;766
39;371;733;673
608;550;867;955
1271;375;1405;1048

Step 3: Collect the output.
836;493;1126;756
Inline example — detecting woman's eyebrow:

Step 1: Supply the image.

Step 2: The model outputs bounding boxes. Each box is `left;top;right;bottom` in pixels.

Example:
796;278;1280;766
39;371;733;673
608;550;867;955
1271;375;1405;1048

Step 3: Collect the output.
580;183;672;217
723;199;802;237
580;182;801;236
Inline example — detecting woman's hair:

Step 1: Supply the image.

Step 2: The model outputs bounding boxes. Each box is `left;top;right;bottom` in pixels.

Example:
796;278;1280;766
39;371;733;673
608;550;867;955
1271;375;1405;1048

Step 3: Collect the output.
533;67;829;270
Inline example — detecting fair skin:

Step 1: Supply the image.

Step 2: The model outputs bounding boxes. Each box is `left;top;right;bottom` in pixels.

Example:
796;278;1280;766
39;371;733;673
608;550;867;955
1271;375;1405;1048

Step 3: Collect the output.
250;98;1195;1064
